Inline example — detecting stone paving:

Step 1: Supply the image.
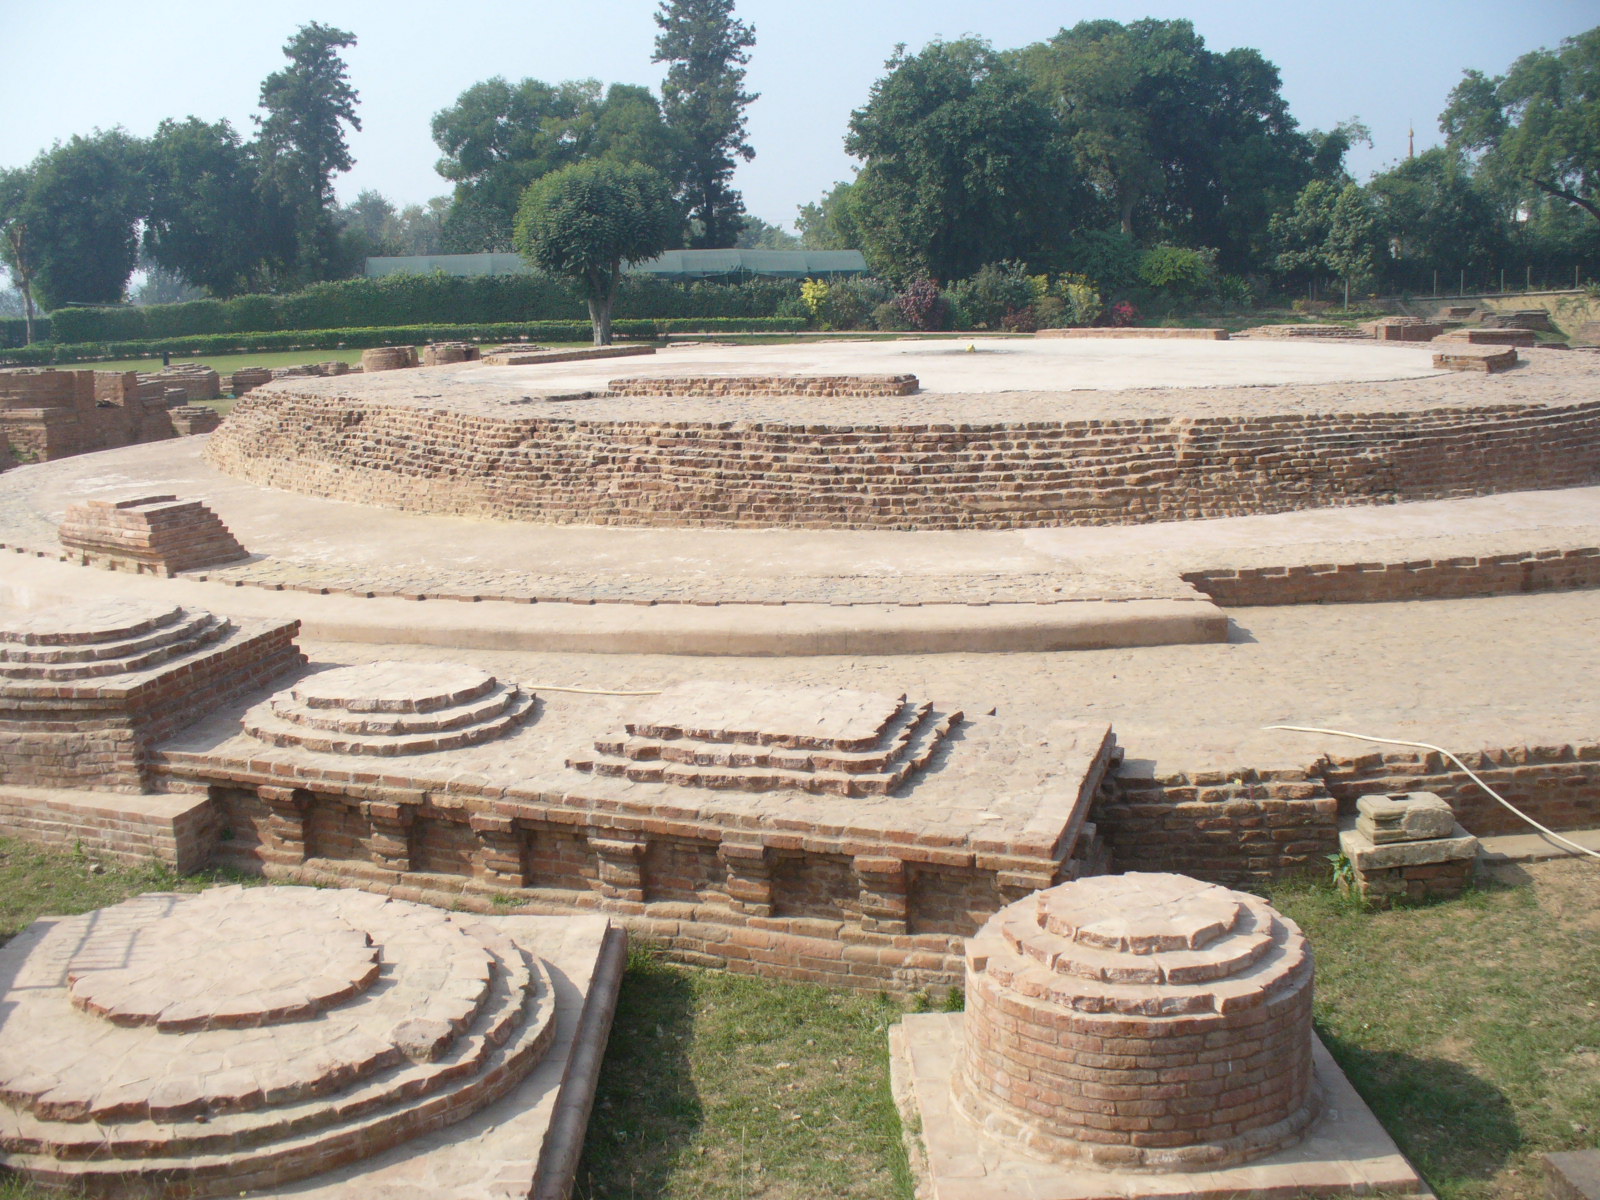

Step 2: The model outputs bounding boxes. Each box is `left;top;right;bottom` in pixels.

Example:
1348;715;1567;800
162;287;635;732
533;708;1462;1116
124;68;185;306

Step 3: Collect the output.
0;886;625;1198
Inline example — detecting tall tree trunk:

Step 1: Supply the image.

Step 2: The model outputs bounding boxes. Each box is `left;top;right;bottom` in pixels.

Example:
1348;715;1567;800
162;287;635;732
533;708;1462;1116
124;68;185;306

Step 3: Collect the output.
1119;192;1136;237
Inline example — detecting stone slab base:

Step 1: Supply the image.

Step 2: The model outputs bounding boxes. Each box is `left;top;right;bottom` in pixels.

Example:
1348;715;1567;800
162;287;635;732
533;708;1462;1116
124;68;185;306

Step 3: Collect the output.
891;1013;1429;1200
1036;327;1229;340
1548;1150;1600;1200
0;784;216;872
242;914;625;1200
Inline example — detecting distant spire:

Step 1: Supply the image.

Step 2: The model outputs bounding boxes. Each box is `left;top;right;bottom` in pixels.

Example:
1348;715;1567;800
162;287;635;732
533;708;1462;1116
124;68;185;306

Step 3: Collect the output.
1408;122;1415;160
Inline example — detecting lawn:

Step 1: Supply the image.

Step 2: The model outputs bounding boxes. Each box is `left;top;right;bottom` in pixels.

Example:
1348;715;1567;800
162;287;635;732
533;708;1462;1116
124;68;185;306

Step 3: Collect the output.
0;836;1594;1200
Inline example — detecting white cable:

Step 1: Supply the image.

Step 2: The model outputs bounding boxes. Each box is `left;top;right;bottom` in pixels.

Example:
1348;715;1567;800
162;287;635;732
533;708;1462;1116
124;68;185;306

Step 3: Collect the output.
1264;723;1600;861
527;684;663;696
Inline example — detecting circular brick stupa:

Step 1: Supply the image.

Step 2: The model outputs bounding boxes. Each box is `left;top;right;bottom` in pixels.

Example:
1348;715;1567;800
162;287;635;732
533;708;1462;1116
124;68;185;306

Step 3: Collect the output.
0;886;558;1196
952;872;1316;1170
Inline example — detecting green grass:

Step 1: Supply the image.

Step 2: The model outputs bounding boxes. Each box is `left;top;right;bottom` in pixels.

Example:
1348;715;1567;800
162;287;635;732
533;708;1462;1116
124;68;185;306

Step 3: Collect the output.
1;836;1595;1200
574;943;913;1200
1264;863;1600;1200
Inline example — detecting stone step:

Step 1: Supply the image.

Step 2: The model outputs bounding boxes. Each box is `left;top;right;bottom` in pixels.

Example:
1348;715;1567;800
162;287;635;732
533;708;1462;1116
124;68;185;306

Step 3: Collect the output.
0;599;185;648
0;609;220;669
241;687;536;756
269;679;521;736
0;613;232;681
579;707;961;797
598;698;934;775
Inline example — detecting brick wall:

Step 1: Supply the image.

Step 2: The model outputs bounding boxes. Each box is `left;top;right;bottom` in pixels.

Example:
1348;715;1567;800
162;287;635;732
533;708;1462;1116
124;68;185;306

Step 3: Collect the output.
206;388;1600;530
0;369;186;463
1095;742;1600;884
0;786;217;873
1185;547;1600;605
606;374;919;398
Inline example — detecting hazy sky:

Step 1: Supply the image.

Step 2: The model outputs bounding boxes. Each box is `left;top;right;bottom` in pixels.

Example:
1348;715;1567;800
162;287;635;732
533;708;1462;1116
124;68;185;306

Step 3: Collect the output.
4;1;1597;231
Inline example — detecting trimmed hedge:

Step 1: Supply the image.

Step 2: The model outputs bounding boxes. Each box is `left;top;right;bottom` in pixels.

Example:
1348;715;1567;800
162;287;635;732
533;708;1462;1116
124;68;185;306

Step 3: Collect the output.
47;272;804;344
0;317;809;366
0;317;49;349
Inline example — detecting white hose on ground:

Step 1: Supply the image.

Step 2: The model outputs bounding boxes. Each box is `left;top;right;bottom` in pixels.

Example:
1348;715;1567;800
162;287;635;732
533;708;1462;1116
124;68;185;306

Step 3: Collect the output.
1264;723;1600;862
526;685;663;695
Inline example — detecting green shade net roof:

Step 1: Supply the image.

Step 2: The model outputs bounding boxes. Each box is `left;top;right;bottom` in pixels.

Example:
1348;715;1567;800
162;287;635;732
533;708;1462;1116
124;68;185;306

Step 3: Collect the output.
365;249;867;280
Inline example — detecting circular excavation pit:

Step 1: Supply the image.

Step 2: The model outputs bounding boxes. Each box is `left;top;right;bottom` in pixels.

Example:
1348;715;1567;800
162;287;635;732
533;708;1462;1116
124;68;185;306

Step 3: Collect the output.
0;886;557;1197
202;337;1600;531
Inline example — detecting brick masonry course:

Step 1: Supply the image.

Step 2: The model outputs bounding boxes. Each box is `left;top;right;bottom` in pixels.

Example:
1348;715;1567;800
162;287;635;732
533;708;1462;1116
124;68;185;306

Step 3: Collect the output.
0;368;198;464
204;376;1600;531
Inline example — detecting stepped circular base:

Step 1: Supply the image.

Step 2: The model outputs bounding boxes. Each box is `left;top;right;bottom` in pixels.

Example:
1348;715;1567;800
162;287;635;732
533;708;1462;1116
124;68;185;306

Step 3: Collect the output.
243;661;535;756
0;598;232;681
954;872;1316;1170
202;340;1600;531
0;886;556;1198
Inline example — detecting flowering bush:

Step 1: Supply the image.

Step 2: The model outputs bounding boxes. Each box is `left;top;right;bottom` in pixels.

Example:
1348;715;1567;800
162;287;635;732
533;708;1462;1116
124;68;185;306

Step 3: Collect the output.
1109;300;1141;327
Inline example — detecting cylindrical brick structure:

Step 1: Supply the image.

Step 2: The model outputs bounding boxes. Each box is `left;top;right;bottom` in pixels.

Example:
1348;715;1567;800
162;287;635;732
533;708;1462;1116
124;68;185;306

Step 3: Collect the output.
953;871;1316;1170
360;345;419;372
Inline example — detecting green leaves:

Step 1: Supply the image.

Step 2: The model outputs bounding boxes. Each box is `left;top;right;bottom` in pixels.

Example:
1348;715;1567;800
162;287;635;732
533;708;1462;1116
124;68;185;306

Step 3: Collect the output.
513;161;679;342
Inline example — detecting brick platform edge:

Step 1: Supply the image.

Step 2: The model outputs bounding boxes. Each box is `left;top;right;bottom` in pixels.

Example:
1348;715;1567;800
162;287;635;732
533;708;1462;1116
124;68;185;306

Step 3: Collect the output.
1097;741;1600;886
205;389;1600;531
1183;546;1600;605
1036;327;1230;339
0;786;216;873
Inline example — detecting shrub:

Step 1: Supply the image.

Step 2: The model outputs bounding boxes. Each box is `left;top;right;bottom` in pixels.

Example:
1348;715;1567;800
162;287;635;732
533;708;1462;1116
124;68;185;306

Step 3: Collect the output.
819;276;892;330
1108;300;1141;326
872;301;910;331
1138;245;1218;298
46;272;806;343
1060;231;1142;292
896;278;948;331
1032;294;1068;329
800;278;830;320
946;261;1035;330
1061;276;1103;327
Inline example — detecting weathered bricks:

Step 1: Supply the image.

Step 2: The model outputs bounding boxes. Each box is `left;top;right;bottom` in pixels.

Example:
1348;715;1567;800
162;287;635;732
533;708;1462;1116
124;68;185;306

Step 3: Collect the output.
58;495;249;575
205;384;1600;531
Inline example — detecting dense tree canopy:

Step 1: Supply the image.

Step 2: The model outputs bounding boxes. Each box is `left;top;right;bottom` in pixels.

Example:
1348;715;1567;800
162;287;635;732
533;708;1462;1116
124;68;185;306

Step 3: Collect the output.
0;167;39;341
1019;19;1328;271
143;117;282;296
845;39;1081;282
1367;148;1508;289
13;131;144;310
432;79;676;251
513;160;678;344
652;0;757;248
1443;28;1600;225
255;22;361;284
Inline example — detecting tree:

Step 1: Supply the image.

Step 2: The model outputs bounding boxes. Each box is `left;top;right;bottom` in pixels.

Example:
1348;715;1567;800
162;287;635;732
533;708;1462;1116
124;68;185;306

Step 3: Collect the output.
734;215;799;249
12;131;145;310
143;117;281;295
845;39;1080;281
432;78;676;251
796;180;864;251
1443;28;1600;226
652;0;757;248
1367;148;1508;290
255;22;361;284
514;161;677;344
1020;19;1325;270
1271;179;1383;305
0;167;38;343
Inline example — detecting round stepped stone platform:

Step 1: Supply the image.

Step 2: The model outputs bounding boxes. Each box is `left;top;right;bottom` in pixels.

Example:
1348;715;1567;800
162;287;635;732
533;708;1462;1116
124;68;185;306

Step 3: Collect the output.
243;662;535;755
0;886;558;1197
0;598;232;681
952;872;1316;1169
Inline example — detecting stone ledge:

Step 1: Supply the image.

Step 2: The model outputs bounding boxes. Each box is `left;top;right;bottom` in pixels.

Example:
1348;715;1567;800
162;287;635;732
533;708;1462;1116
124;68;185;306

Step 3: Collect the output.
1338;820;1477;869
1036;327;1229;340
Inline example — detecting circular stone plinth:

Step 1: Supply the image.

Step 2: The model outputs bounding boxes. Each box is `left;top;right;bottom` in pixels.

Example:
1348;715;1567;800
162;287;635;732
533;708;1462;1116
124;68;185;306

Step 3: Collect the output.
243;661;535;756
289;661;496;713
66;888;380;1030
0;886;555;1197
0;597;182;646
202;340;1600;532
954;871;1316;1171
